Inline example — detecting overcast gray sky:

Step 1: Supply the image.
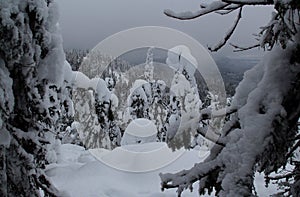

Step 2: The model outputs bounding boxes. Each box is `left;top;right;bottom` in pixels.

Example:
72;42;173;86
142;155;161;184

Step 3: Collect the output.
57;0;273;56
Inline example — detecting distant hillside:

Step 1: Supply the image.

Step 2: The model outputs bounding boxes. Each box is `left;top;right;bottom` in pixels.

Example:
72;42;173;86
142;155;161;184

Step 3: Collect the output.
65;48;259;96
118;48;259;96
212;55;260;96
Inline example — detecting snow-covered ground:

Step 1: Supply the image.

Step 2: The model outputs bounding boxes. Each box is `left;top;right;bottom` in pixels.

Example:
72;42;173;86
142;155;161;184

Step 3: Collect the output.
46;143;278;197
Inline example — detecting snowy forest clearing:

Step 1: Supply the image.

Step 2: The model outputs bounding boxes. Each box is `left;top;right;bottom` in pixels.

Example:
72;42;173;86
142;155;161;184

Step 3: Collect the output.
46;144;277;197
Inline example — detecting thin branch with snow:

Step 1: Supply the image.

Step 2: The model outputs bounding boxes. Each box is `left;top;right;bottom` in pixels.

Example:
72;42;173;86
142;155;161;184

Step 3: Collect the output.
222;0;274;5
208;7;243;52
164;2;229;20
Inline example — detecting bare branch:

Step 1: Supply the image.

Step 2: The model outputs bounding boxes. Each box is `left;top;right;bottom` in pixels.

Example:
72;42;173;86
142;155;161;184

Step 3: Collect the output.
208;7;243;52
230;43;260;52
222;0;274;5
216;4;242;15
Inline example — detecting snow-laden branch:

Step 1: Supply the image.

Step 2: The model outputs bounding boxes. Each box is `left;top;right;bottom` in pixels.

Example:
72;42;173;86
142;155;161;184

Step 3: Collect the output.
164;2;229;20
222;0;274;5
160;159;220;193
200;106;237;120
196;127;226;146
196;106;238;146
160;32;300;196
164;0;299;51
164;0;273;21
208;7;242;52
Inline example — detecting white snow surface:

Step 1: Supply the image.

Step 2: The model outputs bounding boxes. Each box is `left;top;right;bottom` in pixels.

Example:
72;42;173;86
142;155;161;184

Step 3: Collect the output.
47;144;278;197
89;142;185;173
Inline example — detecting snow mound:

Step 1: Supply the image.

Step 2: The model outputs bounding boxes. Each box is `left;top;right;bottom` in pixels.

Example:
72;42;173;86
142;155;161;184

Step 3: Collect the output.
121;118;158;146
48;144;277;197
126;118;157;138
89;142;185;173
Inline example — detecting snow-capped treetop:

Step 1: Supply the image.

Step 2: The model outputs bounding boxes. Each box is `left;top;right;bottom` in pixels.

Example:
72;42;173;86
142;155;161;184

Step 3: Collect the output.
89;78;110;101
63;61;73;83
166;45;197;74
72;71;91;89
129;79;148;95
72;71;110;101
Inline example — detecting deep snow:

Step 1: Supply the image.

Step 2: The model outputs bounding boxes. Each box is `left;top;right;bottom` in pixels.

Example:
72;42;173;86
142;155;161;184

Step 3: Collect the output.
46;143;277;196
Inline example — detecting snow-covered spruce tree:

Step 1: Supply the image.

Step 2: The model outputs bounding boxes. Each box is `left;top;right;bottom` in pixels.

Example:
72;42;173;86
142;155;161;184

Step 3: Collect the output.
71;72;120;149
142;47;169;137
0;0;71;196
165;46;202;149
95;92;121;148
128;80;150;119
160;0;300;196
144;47;154;82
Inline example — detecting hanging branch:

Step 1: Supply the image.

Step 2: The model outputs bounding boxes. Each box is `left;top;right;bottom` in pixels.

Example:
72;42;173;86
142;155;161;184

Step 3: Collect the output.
208;7;243;52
